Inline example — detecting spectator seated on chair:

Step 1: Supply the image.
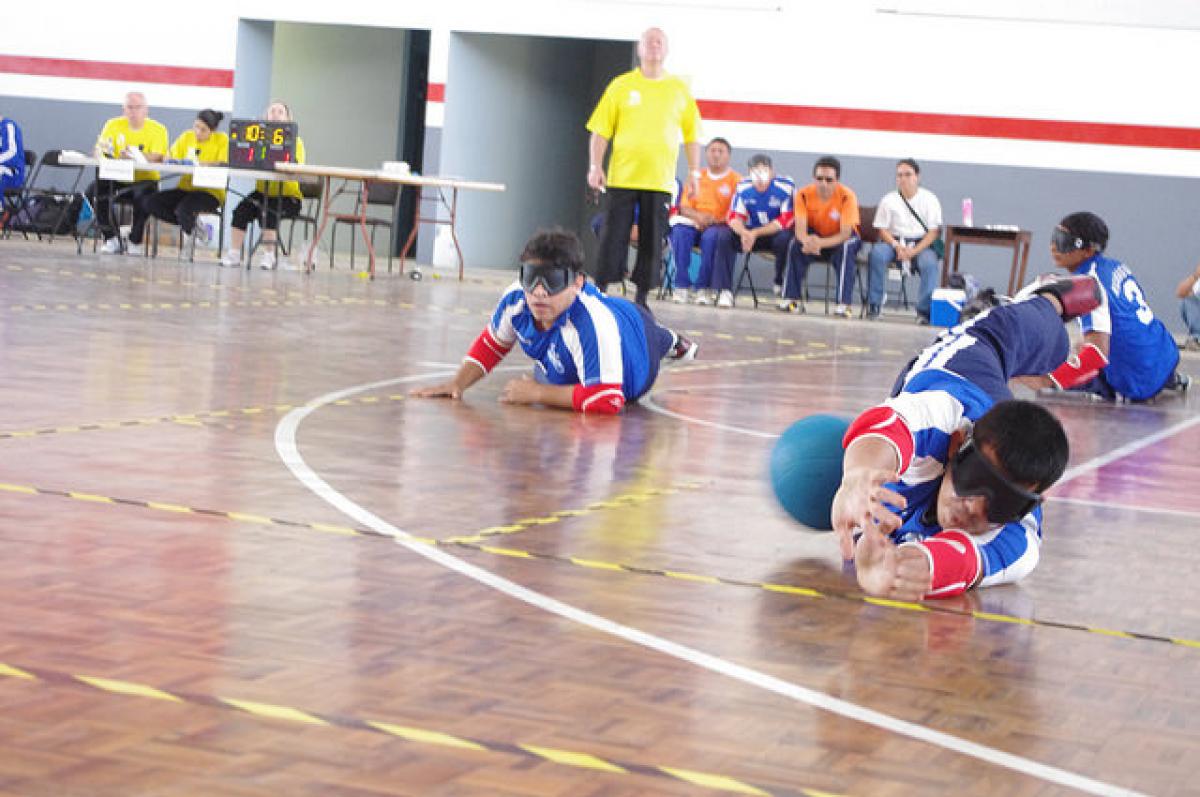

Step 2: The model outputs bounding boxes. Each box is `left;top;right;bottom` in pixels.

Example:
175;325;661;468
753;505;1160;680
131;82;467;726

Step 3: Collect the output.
0;114;25;195
87;91;169;254
723;153;795;303
867;158;943;323
1175;262;1200;351
669;137;740;307
222;100;307;270
136;109;229;257
778;155;861;316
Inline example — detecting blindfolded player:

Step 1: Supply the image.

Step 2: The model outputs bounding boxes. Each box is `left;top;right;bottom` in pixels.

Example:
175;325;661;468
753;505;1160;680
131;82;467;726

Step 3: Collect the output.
833;274;1103;601
413;228;697;414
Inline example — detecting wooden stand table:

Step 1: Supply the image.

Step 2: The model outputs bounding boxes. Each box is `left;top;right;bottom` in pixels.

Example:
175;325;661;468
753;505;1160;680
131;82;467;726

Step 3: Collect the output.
942;225;1033;296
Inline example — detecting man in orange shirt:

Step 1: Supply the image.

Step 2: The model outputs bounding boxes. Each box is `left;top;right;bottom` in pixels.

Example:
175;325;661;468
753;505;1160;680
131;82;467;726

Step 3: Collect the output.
668;137;741;307
779;156;862;317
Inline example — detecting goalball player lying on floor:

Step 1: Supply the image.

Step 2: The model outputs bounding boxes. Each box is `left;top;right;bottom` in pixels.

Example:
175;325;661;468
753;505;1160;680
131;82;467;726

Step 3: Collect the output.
832;275;1102;601
413;229;697;414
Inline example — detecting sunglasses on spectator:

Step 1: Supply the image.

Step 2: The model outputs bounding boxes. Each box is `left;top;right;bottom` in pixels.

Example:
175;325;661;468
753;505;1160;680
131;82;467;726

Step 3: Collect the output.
814;176;837;183
519;262;575;295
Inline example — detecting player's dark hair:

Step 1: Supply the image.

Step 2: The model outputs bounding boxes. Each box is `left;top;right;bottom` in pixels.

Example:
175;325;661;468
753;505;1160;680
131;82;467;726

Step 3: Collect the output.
520;228;585;273
973;400;1069;492
1059;211;1108;252
709;137;731;151
748;153;772;169
197;109;223;131
814;155;841;178
897;157;920;175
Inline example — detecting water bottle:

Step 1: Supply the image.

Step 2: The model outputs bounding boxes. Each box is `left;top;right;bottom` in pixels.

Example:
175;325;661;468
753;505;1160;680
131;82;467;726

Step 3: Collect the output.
897;237;911;274
962;197;974;227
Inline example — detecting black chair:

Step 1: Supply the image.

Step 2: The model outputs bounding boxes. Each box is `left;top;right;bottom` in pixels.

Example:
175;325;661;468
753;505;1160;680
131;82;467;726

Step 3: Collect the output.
7;149;85;244
1;149;37;237
329;180;401;272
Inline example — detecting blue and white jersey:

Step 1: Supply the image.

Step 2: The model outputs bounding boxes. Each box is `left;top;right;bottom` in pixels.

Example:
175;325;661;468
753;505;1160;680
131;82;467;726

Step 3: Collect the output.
729;176;795;229
882;368;1042;588
0;117;25;192
877;298;1071;587
488;281;656;400
1074;254;1178;400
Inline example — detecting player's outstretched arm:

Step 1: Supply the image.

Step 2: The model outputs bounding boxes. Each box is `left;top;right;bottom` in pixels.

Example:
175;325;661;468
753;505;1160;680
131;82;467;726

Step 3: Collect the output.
831;435;906;561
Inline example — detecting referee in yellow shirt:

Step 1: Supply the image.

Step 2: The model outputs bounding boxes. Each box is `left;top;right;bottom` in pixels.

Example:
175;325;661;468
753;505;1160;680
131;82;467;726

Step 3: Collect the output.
587;27;702;307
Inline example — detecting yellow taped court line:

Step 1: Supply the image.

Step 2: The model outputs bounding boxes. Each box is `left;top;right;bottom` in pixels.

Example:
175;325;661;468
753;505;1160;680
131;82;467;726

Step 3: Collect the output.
521;744;628;773
3;477;1195;652
0;658;808;796
76;675;182;703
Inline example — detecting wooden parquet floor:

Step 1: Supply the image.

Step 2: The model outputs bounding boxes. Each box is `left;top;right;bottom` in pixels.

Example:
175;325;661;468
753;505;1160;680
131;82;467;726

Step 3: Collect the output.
0;238;1197;796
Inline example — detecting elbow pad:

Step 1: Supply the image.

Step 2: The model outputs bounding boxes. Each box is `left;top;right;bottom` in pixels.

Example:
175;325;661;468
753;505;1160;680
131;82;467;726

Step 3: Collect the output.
572;383;625;415
907;529;982;599
465;328;511;374
843;405;915;474
1048;342;1108;389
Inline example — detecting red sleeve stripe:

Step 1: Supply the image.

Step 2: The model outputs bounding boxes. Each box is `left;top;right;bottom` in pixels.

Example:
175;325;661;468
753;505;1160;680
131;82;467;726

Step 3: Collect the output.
843;405;915;474
573;383;625;414
465;327;511;373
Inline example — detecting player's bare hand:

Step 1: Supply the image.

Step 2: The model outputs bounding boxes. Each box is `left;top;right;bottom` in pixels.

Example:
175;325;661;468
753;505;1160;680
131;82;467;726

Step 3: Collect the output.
411;381;464;400
499;375;541;405
892;544;933;600
854;531;931;601
831;467;906;560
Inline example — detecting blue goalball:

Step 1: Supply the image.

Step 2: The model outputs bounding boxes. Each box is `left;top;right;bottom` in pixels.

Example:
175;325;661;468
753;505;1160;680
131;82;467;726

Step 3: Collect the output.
769;414;851;532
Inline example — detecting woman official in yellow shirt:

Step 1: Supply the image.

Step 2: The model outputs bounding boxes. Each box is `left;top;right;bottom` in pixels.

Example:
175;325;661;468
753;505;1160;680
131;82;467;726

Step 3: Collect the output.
131;109;229;254
220;100;307;270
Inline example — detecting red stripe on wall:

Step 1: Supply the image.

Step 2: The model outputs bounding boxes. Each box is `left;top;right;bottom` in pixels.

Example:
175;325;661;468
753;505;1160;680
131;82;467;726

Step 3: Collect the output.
0;54;233;89
698;98;1200;152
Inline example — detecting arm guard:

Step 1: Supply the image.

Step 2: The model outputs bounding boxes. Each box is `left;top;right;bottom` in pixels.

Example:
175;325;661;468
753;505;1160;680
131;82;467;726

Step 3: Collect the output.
465;328;511;374
572;383;625;415
905;529;982;599
1048;342;1108;389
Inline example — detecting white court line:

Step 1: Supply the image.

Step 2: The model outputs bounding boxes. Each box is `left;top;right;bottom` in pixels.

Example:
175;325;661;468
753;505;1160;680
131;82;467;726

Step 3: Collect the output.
640;393;779;439
275;372;1144;797
1056;412;1200;487
1051;494;1200;520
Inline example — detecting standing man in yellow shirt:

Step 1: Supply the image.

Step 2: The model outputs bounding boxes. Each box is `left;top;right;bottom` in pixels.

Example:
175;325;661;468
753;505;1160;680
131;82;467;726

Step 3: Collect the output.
88;91;170;254
586;27;702;307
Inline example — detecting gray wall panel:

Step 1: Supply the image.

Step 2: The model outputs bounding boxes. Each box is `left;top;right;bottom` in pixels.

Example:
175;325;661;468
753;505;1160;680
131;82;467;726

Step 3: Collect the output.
726;147;1198;334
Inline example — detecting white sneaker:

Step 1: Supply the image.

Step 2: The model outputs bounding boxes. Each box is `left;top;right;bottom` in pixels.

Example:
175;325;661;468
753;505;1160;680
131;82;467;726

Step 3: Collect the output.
259;250;277;271
694;291;712;306
834;304;852;318
278;257;300;272
717;290;734;308
125;242;144;256
100;237;122;254
672;290;688;304
219;251;241;268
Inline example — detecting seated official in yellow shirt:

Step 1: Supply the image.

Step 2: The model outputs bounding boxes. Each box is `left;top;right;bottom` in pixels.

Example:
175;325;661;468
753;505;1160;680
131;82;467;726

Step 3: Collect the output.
88;90;170;253
221;100;307;271
129;109;229;255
